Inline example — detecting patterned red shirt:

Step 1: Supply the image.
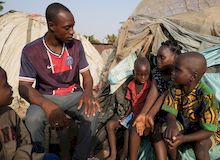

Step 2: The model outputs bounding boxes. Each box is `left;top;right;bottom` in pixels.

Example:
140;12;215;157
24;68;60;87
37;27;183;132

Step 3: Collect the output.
19;36;89;95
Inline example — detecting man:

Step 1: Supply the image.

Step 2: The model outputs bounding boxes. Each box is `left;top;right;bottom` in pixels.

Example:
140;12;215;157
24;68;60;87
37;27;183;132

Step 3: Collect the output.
19;3;99;160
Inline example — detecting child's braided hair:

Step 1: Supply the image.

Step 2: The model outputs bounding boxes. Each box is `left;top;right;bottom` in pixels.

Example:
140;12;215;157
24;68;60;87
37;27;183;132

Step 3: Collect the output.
161;40;182;55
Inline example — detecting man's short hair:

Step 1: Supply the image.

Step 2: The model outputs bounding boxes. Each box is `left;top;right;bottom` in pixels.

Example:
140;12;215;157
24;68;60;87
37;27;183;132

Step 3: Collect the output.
45;3;71;23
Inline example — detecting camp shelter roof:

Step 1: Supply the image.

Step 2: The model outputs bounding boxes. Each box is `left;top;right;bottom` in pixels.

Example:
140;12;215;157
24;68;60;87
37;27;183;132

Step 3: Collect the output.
0;11;104;114
132;0;220;18
99;1;220;87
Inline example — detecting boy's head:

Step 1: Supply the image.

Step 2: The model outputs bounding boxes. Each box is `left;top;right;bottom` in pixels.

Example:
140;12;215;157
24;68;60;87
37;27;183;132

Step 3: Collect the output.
157;40;182;70
134;57;150;84
172;52;207;86
0;67;13;106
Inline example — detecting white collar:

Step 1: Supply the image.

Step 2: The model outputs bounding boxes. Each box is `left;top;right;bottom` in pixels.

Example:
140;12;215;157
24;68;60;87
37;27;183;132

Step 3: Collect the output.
43;38;65;57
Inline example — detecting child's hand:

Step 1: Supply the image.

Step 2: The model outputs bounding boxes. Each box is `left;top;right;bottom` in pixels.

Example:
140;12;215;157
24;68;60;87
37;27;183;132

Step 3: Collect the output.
163;122;179;140
133;114;146;136
136;121;145;136
164;134;185;149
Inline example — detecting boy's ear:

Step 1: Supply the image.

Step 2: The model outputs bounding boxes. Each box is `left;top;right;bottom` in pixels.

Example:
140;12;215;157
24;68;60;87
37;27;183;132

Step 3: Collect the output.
190;72;198;82
133;70;135;76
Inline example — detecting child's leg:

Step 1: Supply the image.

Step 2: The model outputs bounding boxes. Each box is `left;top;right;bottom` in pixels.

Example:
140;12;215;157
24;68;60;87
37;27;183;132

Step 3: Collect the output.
193;138;212;160
120;129;129;160
151;122;167;160
129;127;141;160
152;140;167;160
165;141;177;160
106;119;121;160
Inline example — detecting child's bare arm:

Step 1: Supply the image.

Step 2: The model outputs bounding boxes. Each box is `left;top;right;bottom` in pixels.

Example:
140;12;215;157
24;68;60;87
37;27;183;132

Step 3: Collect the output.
148;91;167;118
140;80;159;115
145;91;168;129
166;130;213;150
163;113;179;140
180;130;213;143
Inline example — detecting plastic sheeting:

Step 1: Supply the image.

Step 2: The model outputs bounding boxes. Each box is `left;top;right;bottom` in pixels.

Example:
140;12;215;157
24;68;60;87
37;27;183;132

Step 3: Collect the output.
201;44;220;110
73;33;105;87
169;6;220;37
0;11;48;115
108;52;137;93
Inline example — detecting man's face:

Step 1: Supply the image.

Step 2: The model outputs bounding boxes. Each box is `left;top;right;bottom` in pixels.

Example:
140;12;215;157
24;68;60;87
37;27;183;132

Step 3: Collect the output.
172;58;192;86
0;69;13;106
134;65;150;84
50;11;75;43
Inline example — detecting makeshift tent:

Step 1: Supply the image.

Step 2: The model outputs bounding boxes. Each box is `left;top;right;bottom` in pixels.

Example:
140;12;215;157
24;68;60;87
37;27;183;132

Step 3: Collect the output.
0;11;104;117
100;4;220;85
95;0;220;159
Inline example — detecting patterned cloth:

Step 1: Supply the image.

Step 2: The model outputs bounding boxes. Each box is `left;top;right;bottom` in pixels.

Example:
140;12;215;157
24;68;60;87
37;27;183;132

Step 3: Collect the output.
152;67;173;95
126;79;151;117
162;82;220;143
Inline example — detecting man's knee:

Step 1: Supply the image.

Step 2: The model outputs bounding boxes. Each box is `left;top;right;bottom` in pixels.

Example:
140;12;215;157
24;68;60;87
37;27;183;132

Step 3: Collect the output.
25;105;46;126
25;115;45;131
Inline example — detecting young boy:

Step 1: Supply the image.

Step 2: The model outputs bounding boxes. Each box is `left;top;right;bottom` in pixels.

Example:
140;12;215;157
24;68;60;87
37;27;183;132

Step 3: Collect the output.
161;52;220;160
106;57;151;160
0;67;59;160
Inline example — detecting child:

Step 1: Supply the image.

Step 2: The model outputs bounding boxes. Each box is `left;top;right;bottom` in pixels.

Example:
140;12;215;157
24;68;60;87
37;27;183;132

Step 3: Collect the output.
131;40;182;160
106;57;151;160
0;67;59;160
161;52;220;160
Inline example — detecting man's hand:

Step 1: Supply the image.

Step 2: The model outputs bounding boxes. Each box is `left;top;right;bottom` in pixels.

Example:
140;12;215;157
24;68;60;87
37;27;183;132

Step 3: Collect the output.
78;91;100;117
164;134;185;149
163;122;179;140
133;113;146;136
80;70;100;117
43;101;69;130
19;81;70;130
